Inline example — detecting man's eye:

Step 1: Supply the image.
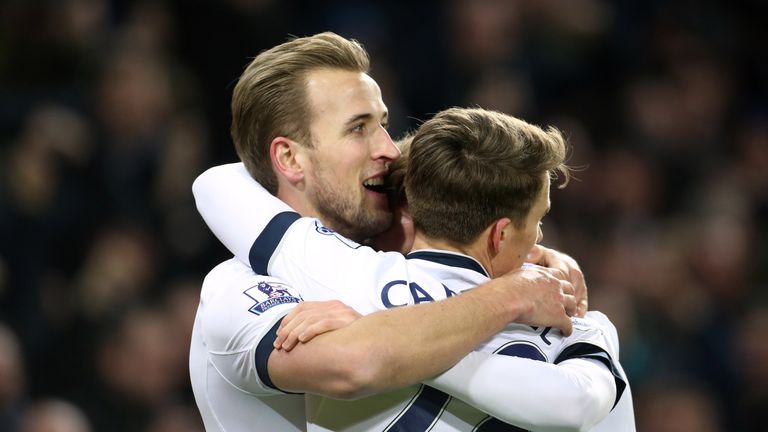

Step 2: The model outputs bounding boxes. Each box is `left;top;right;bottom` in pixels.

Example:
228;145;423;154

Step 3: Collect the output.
351;124;365;133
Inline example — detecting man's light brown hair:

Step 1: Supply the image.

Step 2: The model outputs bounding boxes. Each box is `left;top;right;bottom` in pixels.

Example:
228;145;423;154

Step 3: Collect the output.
385;131;415;209
231;32;370;194
405;107;570;245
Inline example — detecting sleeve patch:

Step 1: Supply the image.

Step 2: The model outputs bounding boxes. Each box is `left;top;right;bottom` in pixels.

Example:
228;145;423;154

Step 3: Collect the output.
244;281;303;315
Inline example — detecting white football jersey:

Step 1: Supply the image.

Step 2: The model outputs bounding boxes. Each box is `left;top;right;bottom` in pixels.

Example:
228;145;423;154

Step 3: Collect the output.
253;215;633;431
192;163;636;431
189;258;307;431
305;312;630;431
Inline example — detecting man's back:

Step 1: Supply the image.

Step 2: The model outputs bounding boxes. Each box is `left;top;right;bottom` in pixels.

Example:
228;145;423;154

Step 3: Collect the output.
189;258;306;431
295;251;631;431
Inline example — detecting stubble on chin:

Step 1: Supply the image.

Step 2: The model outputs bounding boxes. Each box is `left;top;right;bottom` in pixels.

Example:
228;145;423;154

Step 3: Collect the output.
308;171;392;242
319;203;392;243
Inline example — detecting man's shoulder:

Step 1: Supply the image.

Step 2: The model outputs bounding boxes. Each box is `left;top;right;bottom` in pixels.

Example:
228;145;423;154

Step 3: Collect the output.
200;258;302;316
196;258;301;349
579;310;621;357
204;258;287;289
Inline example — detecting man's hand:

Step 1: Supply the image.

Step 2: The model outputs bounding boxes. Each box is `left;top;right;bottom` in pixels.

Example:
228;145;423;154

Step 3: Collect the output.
527;245;588;317
274;300;362;351
497;265;577;336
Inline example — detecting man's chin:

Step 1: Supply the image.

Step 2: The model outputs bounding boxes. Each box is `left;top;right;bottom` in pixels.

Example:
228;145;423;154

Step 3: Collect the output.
355;210;393;239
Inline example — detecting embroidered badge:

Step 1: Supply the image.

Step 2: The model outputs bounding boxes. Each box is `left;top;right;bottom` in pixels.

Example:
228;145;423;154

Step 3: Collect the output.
244;281;303;315
313;220;362;249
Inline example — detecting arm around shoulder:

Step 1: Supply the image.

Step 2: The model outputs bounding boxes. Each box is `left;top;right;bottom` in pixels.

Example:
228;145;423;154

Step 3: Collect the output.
265;267;576;400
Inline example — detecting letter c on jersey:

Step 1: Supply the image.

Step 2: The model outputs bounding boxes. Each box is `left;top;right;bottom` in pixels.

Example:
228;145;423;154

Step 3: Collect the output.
381;280;436;308
382;280;408;308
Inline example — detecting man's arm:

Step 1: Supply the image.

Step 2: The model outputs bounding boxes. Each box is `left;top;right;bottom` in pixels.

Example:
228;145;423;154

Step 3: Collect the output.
427;313;628;431
265;267;575;399
193;163;575;399
276;301;626;430
269;302;622;430
193;163;292;261
428;354;616;432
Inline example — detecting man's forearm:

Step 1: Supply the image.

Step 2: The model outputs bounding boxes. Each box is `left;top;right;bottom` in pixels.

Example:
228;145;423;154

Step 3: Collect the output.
427;354;616;431
269;280;521;398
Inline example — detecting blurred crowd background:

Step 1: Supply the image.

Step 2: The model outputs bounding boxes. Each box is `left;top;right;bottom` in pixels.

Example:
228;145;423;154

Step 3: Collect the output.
0;0;766;431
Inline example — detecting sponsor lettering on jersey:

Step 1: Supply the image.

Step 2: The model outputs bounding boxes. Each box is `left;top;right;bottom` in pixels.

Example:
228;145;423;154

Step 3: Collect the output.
381;281;458;308
244;281;303;315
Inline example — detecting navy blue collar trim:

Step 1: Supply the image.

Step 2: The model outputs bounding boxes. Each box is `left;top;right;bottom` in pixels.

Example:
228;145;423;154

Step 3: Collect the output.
406;250;489;278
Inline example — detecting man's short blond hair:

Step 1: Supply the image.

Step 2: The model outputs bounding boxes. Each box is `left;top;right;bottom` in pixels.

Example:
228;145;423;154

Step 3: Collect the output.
231;32;370;194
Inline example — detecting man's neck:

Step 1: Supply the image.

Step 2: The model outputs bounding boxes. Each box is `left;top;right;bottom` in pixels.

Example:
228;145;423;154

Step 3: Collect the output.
277;190;364;242
278;191;313;218
410;233;493;275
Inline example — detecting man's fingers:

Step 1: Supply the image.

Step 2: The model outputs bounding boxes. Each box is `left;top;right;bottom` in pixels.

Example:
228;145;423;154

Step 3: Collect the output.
544;266;569;282
274;319;292;349
274;300;362;350
274;307;306;349
298;320;336;343
529;246;590;316
526;244;544;262
577;299;589;318
276;320;303;350
280;315;314;350
563;292;577;318
558;315;573;337
559;279;575;296
570;269;588;317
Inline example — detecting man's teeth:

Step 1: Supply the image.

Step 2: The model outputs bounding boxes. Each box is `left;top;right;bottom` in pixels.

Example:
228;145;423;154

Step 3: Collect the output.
364;178;387;193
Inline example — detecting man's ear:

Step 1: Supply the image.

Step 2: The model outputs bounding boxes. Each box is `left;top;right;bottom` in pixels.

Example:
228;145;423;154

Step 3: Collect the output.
270;137;306;184
489;218;513;255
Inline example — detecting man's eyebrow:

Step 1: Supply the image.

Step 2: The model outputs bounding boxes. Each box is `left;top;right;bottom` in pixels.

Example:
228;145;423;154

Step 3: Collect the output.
344;111;388;127
344;113;373;127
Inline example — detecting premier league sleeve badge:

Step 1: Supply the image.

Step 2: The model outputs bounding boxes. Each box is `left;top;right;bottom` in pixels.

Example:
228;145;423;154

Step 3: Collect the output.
244;281;303;315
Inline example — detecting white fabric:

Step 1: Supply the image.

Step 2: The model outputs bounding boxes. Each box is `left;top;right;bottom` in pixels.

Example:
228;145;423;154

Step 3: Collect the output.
270;218;631;431
192;163;292;265
189;259;306;431
191;162;636;431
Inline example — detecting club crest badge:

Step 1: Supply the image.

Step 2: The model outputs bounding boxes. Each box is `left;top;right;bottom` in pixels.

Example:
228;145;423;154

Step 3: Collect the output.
244;281;303;315
313;220;362;249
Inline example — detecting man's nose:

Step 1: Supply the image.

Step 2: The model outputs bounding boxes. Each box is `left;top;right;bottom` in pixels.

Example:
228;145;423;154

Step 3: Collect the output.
374;125;400;161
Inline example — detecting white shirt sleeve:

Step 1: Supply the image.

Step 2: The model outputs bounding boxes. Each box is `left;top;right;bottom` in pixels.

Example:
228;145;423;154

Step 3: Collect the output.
192;162;294;265
194;260;304;396
426;351;616;432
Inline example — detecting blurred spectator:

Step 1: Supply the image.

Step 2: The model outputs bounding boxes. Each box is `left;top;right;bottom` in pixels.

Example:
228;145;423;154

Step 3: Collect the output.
144;403;204;432
735;306;768;431
0;323;25;431
74;224;160;322
19;399;91;432
635;380;723;432
80;303;187;432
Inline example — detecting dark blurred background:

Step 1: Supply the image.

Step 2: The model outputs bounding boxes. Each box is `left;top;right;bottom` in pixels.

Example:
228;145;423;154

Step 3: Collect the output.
0;0;766;431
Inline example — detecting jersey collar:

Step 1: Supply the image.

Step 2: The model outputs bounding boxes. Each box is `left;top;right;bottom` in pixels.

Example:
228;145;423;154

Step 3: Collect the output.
406;250;490;278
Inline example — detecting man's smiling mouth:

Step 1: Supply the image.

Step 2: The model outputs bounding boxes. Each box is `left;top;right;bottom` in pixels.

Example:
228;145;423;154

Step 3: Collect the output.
363;177;387;193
